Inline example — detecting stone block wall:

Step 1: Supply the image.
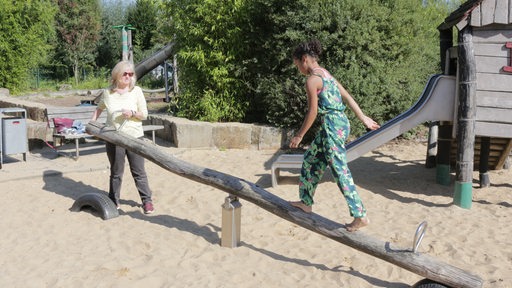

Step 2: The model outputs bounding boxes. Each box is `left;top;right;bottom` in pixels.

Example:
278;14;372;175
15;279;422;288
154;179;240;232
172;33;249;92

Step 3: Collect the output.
0;95;292;150
145;114;292;150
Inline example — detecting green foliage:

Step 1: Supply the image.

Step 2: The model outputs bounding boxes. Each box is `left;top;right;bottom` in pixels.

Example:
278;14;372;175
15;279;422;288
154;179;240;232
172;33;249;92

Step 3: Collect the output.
163;0;248;122
18;66;108;96
96;0;128;68
126;0;159;57
323;0;444;134
3;0;455;138
161;0;453;136
55;0;102;86
239;0;451;136
0;0;56;92
73;69;110;89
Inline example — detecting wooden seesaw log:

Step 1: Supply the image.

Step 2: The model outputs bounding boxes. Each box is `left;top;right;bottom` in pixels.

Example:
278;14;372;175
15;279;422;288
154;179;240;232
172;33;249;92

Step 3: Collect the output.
87;121;483;288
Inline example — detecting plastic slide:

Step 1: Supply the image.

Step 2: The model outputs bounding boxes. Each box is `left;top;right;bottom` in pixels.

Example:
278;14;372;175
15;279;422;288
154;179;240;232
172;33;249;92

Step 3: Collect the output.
346;74;456;162
134;42;175;79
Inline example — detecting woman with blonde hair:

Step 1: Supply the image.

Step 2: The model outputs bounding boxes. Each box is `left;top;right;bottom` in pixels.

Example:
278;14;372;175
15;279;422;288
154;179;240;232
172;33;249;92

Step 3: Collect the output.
91;61;154;214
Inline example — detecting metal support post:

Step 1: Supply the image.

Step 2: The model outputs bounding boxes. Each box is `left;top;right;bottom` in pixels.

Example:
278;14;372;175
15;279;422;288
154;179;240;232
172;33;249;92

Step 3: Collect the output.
221;195;242;248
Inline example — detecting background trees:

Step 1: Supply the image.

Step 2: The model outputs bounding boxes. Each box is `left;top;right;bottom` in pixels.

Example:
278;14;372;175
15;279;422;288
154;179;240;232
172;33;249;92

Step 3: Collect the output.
55;0;102;86
0;0;56;92
165;0;455;136
0;0;461;136
163;0;248;122
126;0;159;60
96;0;128;70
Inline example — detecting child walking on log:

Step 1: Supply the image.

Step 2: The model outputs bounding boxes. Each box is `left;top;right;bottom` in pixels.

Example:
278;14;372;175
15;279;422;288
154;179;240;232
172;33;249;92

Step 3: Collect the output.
289;39;380;232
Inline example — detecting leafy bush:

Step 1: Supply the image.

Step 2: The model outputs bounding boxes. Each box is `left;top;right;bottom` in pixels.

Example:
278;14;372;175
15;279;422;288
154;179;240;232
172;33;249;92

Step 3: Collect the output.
162;0;452;138
239;0;449;136
164;0;248;122
0;1;56;92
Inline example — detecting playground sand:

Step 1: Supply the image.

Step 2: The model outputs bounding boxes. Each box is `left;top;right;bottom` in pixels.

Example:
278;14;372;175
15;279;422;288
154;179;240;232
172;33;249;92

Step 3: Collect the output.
0;140;510;288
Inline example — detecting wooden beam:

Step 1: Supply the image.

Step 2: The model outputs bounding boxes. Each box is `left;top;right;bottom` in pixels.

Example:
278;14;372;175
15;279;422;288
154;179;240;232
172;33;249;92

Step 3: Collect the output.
495;139;512;170
455;26;477;209
86;121;483;288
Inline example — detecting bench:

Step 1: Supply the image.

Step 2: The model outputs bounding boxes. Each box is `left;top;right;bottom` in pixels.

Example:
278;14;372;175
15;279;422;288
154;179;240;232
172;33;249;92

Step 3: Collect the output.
46;106;164;159
271;154;304;188
143;124;164;144
46;106;106;159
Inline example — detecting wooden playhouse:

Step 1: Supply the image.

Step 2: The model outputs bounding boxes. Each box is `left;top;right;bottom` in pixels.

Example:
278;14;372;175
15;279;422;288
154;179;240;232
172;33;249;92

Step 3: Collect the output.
433;0;512;208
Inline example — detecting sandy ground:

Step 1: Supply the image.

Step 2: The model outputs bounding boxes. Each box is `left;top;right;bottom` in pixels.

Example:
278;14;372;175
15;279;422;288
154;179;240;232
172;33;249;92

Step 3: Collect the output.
0;138;510;288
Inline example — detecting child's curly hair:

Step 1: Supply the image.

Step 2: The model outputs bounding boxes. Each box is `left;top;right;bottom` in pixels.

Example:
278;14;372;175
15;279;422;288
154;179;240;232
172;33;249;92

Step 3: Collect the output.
292;39;322;60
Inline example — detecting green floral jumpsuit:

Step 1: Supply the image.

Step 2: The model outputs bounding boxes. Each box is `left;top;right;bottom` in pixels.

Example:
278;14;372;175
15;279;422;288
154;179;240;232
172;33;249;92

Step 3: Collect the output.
298;68;366;218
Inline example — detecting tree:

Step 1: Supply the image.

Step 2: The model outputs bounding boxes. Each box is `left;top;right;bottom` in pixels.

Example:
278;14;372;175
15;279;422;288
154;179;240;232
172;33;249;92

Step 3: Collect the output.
164;0;248;122
162;0;453;136
126;0;159;61
96;0;130;69
55;0;102;85
0;0;56;92
239;0;452;136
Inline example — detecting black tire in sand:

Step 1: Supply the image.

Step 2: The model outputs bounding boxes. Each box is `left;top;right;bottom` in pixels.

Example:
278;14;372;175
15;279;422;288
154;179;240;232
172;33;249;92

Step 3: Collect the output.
70;193;119;220
412;279;449;288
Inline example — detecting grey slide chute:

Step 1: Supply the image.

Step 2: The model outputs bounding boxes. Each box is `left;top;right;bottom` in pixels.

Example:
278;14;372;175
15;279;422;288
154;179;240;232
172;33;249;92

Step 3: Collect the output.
347;74;456;162
134;42;175;79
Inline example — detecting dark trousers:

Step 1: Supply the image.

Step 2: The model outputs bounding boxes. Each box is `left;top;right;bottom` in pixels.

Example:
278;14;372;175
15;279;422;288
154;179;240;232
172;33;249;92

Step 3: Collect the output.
106;141;152;206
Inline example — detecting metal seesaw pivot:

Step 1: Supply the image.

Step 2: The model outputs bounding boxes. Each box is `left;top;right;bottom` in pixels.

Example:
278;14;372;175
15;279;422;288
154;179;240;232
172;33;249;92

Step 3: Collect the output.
413;221;428;254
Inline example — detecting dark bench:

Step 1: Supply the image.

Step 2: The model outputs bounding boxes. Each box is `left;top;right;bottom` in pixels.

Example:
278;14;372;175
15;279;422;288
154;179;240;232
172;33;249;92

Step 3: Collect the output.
142;125;165;144
271;154;304;188
46;106;163;159
46;106;106;159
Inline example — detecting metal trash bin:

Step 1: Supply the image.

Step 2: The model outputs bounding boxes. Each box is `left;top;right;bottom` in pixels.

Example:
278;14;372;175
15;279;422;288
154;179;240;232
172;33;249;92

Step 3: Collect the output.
0;108;28;168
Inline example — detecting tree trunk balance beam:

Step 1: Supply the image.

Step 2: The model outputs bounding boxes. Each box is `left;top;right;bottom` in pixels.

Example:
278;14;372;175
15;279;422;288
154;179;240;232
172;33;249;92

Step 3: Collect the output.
87;121;483;288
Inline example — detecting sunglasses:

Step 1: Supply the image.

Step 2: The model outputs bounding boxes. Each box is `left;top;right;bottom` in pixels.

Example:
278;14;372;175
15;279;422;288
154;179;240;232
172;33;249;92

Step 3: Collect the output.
122;72;134;77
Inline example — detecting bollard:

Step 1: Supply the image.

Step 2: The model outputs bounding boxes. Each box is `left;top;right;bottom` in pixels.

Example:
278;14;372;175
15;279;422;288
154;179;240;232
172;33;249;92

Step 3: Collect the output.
221;195;242;248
